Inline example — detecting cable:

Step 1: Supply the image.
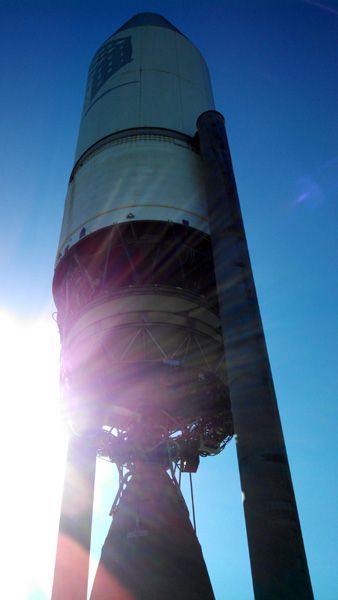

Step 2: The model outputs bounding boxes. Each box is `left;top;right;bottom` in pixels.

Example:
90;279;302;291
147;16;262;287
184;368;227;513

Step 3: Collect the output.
189;472;196;533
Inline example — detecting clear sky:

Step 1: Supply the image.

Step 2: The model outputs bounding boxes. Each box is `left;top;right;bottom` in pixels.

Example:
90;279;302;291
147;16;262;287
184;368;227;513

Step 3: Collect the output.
0;1;337;599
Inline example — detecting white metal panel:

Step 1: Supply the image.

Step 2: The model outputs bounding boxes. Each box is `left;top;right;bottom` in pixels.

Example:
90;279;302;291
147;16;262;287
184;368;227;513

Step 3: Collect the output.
74;25;214;161
176;34;208;86
180;81;209;135
58;137;209;258
138;26;177;72
76;78;141;158
140;70;181;132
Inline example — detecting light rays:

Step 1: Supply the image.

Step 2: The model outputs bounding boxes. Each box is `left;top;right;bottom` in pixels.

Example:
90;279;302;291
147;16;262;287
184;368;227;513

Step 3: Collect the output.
0;308;66;599
294;156;338;209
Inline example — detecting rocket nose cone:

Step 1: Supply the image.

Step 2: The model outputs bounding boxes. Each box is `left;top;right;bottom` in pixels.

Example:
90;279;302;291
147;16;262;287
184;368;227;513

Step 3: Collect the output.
114;12;184;36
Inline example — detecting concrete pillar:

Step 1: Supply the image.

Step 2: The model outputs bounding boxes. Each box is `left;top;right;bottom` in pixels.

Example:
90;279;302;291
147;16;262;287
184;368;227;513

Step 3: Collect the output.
197;110;313;600
52;434;97;600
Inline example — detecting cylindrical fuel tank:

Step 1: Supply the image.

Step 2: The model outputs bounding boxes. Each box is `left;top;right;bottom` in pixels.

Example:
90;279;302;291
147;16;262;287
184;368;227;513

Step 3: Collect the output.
57;133;210;259
53;13;231;445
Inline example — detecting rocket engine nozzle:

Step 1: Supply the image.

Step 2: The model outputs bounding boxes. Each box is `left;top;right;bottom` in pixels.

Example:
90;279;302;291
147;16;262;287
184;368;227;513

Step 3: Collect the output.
90;462;215;600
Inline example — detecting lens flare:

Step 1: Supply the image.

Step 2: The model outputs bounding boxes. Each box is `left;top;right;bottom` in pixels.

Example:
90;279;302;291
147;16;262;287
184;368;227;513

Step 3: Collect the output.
0;308;66;599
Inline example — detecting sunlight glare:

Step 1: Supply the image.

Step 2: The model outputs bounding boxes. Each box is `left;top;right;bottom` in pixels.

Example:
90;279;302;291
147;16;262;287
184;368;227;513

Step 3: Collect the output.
0;308;67;600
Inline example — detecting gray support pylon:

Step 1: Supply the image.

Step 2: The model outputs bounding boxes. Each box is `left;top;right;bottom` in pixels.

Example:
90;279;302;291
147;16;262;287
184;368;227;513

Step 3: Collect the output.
197;110;313;600
52;434;97;600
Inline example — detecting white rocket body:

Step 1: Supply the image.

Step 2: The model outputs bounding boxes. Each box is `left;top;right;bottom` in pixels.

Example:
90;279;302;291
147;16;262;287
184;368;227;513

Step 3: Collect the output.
57;17;214;260
53;14;230;443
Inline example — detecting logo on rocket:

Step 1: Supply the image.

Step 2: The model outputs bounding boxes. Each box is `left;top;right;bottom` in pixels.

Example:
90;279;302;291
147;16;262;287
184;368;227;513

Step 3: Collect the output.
89;36;133;100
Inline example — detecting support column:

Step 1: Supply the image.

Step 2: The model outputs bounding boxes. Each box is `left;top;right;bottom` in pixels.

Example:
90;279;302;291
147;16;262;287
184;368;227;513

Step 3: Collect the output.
52;434;97;600
197;110;313;600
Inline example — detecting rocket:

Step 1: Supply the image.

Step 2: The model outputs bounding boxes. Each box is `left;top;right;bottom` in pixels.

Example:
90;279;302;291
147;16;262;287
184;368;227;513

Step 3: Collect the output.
52;12;313;600
53;11;230;448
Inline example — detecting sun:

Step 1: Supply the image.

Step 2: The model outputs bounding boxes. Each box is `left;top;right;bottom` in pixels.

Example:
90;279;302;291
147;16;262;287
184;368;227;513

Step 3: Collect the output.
0;308;68;600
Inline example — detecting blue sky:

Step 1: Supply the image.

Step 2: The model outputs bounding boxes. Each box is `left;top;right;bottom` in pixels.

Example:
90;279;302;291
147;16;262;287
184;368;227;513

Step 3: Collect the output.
0;1;337;599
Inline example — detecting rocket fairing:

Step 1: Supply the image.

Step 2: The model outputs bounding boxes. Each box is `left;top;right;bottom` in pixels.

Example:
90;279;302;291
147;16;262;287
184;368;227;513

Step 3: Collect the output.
57;12;214;262
52;12;313;600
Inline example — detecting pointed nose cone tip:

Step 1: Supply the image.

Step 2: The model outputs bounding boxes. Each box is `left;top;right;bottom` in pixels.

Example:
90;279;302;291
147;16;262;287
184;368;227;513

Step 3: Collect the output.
114;12;185;37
